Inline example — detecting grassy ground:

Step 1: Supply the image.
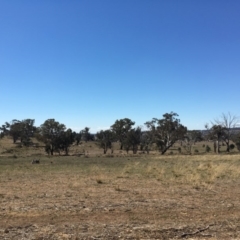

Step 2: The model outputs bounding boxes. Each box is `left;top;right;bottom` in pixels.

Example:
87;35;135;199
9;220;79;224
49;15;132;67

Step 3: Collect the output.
1;136;240;239
1;154;240;239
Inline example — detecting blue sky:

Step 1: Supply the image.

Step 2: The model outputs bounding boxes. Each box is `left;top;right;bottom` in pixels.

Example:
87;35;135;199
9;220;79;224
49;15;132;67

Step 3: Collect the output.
1;0;239;132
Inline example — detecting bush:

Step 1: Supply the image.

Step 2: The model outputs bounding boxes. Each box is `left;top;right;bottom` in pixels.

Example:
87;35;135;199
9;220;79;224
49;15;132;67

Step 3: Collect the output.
206;145;211;152
194;149;199;153
230;144;235;150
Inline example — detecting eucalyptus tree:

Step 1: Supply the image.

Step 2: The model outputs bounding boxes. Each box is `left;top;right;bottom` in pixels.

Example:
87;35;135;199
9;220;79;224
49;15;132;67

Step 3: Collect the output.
72;131;82;145
80;127;92;142
20;119;36;146
96;129;114;154
111;118;135;150
183;130;203;154
57;128;75;155
212;113;240;152
4;119;36;145
37;119;67;155
209;125;227;153
145;112;187;155
0;122;10;137
8;119;22;143
123;127;142;154
140;130;153;154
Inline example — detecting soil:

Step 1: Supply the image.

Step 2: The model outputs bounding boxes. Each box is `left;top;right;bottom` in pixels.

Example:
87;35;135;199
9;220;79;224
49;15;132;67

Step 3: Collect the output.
1;157;240;239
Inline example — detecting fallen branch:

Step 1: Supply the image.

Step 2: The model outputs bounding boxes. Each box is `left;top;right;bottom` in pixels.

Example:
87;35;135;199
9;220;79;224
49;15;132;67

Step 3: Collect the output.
181;224;214;238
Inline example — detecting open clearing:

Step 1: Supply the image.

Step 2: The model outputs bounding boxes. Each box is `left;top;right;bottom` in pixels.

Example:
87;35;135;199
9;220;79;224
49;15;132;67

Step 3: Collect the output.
1;154;240;239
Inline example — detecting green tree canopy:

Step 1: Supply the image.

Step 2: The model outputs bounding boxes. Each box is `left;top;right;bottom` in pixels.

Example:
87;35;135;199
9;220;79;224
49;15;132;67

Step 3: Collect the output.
37;119;67;155
56;128;75;155
96;130;114;154
140;130;155;154
80;127;93;142
123;127;142;154
5;119;36;145
145;112;187;155
111;118;135;150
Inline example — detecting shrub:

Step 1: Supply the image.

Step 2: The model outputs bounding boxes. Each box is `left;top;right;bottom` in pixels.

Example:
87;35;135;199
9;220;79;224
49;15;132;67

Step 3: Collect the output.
230;144;235;150
206;145;211;152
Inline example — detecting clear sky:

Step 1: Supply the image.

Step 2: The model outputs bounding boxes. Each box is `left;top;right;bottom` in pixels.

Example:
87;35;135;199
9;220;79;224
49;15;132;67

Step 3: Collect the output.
1;0;240;132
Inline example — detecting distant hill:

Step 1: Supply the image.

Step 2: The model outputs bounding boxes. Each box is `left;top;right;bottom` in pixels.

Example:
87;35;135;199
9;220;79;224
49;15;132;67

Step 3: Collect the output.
200;127;240;137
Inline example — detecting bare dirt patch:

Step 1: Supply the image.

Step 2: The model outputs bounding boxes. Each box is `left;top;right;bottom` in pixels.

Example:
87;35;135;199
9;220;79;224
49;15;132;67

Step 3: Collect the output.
1;155;240;239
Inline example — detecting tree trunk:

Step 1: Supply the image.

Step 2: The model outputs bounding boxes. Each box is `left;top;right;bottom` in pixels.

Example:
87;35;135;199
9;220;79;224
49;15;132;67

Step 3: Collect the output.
65;148;69;156
226;140;230;152
133;146;137;154
120;142;123;150
214;140;219;154
146;147;149;154
161;149;168;155
161;144;173;155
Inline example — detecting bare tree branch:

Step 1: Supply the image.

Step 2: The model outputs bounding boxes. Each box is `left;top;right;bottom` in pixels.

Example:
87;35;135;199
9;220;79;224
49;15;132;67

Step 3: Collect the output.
211;112;240;152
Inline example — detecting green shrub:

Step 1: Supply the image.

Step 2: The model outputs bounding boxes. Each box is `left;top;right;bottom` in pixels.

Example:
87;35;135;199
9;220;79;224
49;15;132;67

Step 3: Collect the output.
230;144;235;150
206;145;211;152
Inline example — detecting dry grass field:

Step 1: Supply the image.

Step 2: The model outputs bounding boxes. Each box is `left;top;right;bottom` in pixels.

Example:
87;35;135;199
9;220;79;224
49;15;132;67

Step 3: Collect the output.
1;137;240;239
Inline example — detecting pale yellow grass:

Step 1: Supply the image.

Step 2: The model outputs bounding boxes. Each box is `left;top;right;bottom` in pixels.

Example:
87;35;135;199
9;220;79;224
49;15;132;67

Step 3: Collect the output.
114;154;240;187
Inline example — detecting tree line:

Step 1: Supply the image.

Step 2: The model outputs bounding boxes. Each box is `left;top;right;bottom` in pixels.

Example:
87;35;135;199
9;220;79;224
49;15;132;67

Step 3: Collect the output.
0;112;240;155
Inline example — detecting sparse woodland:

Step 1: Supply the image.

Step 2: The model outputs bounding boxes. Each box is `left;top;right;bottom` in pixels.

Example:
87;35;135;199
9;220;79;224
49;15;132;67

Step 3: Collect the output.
0;112;240;156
